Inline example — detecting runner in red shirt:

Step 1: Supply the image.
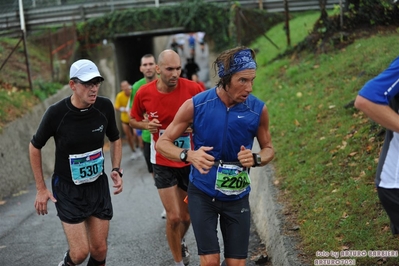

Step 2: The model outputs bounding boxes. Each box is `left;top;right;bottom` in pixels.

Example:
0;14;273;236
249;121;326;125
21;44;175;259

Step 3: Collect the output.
129;49;204;266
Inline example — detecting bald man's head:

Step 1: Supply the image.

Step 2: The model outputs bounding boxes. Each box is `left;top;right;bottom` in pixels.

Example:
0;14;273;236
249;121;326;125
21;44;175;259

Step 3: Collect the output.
158;49;180;66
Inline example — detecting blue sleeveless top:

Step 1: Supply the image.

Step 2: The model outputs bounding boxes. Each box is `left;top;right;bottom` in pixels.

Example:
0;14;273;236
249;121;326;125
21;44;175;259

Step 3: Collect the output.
190;87;265;201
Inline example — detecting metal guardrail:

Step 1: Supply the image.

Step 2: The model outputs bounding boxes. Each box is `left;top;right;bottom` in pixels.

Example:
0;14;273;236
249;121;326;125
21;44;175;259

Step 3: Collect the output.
0;0;342;36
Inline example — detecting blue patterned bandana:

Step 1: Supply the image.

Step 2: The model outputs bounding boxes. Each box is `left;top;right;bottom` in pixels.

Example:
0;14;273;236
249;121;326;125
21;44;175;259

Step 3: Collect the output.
217;49;256;78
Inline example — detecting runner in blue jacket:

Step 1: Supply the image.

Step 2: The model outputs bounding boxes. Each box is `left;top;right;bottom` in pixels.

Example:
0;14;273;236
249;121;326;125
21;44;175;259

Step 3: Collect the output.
355;56;399;237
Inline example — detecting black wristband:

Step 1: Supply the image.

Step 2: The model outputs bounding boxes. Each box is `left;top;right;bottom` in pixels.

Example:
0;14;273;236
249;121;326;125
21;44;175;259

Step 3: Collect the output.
252;153;261;167
112;168;123;178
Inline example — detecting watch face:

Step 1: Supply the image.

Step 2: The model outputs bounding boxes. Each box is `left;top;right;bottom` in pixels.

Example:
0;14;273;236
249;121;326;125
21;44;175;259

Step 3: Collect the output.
256;155;261;164
180;150;187;161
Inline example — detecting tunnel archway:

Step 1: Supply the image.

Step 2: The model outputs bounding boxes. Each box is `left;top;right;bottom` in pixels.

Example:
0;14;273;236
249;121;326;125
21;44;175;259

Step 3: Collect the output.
113;28;192;85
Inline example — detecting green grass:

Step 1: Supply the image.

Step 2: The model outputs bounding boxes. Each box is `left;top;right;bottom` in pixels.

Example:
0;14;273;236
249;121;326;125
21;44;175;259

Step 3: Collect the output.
251;11;399;265
0;37;63;132
252;11;323;64
0;88;38;125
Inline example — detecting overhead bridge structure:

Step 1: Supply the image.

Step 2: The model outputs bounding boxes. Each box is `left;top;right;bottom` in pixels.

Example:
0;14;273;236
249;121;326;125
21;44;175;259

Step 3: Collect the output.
0;0;343;36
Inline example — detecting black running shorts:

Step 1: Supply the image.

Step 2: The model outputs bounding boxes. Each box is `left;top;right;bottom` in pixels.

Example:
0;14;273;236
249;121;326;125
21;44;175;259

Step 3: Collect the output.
187;182;250;259
152;164;190;191
143;142;153;173
52;174;113;224
377;187;399;235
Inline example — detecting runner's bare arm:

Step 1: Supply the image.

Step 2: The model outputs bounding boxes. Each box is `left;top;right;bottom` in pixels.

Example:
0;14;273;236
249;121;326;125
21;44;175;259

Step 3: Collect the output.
109;139;123;194
156;99;193;161
157;99;215;174
29;142;56;215
355;95;399;133
255;106;274;166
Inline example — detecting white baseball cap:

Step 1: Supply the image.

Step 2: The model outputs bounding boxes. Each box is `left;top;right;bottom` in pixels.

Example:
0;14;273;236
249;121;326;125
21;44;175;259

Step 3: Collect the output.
69;59;104;82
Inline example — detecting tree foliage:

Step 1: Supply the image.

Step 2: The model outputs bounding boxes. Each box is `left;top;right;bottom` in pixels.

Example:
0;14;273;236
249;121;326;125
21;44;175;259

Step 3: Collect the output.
75;0;284;52
286;0;399;55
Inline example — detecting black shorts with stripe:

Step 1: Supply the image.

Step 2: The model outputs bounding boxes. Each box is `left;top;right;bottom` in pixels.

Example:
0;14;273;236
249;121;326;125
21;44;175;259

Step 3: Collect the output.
188;182;250;259
153;164;190;191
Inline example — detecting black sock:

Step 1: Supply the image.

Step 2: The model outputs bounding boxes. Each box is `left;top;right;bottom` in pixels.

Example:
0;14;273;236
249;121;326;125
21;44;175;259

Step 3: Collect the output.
87;256;106;266
64;251;76;266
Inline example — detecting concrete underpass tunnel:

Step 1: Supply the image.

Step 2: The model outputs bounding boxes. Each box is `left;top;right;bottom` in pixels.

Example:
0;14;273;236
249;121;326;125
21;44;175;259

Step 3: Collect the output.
113;34;155;86
113;30;211;90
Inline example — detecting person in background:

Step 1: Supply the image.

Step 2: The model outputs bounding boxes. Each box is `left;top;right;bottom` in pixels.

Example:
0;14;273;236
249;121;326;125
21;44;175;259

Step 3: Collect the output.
130;49;204;266
115;80;140;160
170;38;179;54
191;73;206;90
354;56;399;239
197;32;206;53
175;33;185;54
188;33;196;58
184;57;200;80
129;54;157;172
156;47;274;266
29;59;123;266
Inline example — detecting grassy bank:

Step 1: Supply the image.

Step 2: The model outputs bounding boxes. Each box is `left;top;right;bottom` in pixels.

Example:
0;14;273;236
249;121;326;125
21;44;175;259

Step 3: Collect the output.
251;11;399;265
0;37;62;132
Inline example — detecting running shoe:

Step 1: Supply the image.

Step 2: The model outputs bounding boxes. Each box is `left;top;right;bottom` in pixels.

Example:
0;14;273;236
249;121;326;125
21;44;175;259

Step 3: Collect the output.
130;151;138;160
135;149;143;158
58;250;68;266
181;238;190;265
161;209;166;219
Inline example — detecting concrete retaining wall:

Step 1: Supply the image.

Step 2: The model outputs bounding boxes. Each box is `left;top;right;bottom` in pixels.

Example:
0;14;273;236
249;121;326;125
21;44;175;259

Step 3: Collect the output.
250;140;305;266
0;86;70;200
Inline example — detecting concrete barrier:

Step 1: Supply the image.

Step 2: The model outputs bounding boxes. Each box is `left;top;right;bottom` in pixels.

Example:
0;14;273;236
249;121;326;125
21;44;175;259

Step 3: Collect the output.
250;140;305;266
0;85;70;201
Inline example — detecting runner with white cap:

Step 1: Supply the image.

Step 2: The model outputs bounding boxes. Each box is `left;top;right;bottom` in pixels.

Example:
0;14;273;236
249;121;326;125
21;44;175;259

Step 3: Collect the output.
29;59;123;266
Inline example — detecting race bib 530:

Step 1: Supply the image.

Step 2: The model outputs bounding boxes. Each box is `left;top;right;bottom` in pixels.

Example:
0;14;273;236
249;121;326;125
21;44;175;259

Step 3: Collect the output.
69;148;104;185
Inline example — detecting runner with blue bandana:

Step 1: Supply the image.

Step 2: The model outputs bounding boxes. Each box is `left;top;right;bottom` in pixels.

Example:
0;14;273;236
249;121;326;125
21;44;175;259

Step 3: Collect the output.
157;46;275;266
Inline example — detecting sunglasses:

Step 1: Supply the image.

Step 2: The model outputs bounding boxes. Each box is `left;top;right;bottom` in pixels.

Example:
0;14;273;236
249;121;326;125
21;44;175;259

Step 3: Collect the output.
72;78;103;89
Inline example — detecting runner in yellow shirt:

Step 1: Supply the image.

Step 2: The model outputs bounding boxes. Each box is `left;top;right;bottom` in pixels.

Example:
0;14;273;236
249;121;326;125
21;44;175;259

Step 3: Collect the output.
115;80;140;160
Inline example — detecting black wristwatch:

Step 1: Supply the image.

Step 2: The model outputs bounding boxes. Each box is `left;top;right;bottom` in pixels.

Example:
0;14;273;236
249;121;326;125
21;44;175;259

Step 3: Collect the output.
180;149;189;163
252;153;261;167
112;167;123;178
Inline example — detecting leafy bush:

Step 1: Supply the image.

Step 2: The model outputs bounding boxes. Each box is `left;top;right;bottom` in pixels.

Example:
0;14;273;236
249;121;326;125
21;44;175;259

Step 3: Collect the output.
76;0;284;52
32;79;63;101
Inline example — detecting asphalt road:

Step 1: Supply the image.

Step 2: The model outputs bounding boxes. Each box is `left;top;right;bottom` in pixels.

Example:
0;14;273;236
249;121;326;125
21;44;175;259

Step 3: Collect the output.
0;143;269;266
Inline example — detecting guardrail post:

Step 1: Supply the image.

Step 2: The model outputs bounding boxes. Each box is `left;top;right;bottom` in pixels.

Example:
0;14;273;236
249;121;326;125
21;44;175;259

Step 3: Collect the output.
284;0;291;47
22;30;33;91
19;0;33;90
47;28;54;81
